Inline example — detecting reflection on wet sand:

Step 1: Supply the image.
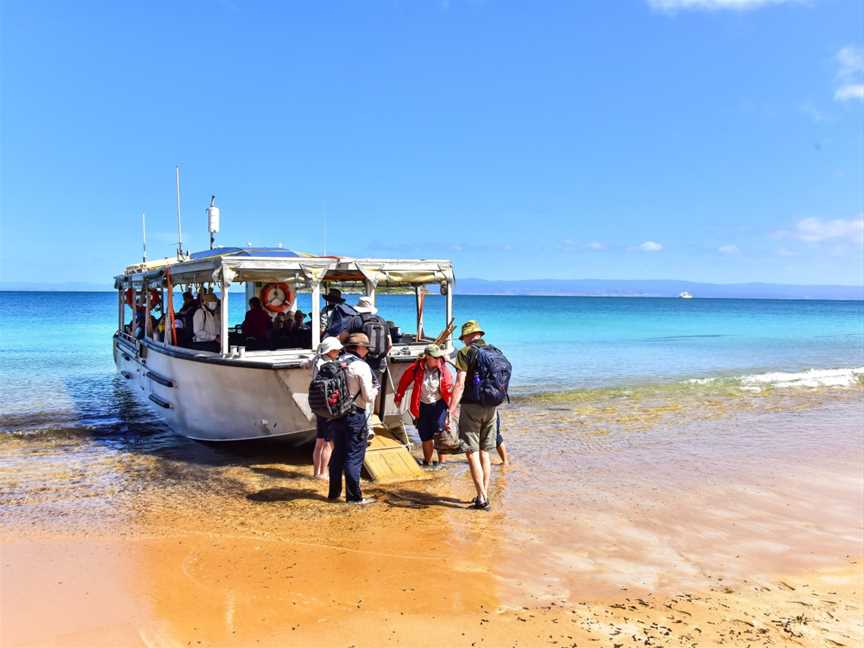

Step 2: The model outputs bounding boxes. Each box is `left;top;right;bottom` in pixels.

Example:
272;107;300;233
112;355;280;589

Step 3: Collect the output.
1;385;862;646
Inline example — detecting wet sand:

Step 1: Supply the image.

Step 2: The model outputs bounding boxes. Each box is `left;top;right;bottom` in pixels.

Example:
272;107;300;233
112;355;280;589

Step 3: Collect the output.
1;386;863;646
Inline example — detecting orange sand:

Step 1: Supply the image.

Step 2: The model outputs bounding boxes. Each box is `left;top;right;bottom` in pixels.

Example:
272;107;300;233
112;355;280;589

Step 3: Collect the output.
2;393;862;646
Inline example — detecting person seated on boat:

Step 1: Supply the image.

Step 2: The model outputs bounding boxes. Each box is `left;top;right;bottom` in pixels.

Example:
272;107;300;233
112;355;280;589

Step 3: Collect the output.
175;289;197;347
191;292;221;352
269;312;290;348
150;304;164;342
294;310;308;330
292;310;312;348
133;305;147;340
241;297;273;350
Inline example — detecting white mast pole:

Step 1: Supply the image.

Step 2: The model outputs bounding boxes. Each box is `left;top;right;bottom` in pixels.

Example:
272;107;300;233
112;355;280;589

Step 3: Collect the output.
175;165;183;259
141;211;147;263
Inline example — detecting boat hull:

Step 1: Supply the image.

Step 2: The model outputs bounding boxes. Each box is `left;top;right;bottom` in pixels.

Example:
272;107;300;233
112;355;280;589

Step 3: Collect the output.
113;335;412;443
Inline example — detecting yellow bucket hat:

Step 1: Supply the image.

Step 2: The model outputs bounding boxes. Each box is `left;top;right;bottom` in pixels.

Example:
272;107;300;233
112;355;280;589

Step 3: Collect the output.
459;320;485;340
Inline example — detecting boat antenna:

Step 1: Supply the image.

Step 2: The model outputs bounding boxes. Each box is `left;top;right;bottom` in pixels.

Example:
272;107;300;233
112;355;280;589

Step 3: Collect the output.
141;211;147;263
207;194;220;250
175;165;184;259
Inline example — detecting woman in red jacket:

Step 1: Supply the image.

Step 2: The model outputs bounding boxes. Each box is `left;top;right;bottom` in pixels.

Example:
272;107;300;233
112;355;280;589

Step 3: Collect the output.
394;343;453;466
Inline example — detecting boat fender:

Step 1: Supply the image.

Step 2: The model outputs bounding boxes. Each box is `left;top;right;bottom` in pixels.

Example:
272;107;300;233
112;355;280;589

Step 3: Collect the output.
125;288;161;309
260;282;294;314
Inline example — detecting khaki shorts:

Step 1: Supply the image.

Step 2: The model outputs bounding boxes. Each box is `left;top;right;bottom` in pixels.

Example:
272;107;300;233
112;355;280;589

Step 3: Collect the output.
458;403;498;453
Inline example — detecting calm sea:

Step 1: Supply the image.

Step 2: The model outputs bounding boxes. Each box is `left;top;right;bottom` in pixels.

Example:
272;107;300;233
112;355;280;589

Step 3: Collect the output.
0;291;862;436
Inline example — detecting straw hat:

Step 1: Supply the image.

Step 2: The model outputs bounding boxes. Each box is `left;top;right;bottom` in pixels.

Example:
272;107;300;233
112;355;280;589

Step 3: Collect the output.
318;337;343;355
459;320;485;340
324;288;345;303
423;343;445;358
355;296;377;315
346;332;371;348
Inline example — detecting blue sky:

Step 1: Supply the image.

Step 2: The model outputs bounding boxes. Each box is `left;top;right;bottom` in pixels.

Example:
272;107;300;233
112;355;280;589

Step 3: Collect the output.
1;0;862;286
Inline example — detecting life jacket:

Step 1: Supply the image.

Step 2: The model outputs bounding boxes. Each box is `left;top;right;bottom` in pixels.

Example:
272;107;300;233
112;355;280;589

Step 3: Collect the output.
395;359;453;420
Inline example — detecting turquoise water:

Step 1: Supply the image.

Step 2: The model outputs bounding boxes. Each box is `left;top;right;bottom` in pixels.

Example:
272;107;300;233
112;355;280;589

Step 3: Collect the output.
0;291;862;434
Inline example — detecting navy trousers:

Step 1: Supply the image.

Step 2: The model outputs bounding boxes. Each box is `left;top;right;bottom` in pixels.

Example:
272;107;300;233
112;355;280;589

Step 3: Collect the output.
328;409;369;502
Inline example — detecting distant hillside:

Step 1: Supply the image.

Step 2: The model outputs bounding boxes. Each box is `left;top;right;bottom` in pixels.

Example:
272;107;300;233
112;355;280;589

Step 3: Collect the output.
454;278;864;300
1;279;862;300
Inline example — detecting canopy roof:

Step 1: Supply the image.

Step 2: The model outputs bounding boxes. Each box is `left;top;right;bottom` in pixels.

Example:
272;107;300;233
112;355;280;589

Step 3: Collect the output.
188;246;308;260
116;248;454;290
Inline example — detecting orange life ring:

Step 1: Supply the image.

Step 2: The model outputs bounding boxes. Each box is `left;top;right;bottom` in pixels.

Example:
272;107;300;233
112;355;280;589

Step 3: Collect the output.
125;288;160;309
260;282;294;314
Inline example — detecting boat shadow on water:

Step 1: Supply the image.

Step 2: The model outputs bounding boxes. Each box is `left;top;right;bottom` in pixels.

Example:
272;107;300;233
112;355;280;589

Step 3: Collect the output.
48;374;466;511
44;373;317;467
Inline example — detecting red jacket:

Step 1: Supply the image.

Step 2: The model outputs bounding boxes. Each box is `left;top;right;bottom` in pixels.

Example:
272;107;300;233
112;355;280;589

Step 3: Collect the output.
395;359;453;419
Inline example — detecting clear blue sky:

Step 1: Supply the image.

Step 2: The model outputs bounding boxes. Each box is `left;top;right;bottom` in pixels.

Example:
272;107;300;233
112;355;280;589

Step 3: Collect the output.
1;0;862;286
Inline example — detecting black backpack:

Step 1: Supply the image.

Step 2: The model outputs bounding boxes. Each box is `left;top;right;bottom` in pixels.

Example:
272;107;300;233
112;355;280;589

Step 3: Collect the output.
358;313;389;359
466;344;512;407
308;357;358;420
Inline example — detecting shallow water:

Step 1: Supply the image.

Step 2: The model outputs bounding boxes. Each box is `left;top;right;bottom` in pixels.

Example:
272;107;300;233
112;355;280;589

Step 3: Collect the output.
2;291;863;646
1;291;862;437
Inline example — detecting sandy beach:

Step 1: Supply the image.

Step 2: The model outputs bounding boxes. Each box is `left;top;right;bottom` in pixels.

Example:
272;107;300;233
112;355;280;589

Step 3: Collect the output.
2;385;862;647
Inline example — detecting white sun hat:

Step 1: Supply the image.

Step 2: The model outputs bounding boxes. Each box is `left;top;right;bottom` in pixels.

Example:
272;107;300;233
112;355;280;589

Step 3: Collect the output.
318;337;344;355
355;296;378;315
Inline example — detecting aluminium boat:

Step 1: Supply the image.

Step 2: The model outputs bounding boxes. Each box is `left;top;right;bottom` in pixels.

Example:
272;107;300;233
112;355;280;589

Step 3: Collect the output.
113;247;455;442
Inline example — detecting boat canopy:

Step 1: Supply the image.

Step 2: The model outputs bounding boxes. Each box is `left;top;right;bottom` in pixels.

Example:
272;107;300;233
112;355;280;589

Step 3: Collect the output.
115;247;454;291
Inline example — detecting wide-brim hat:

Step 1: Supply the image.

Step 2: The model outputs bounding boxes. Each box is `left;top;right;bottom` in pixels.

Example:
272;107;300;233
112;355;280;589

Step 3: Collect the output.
324;288;345;303
459;320;485;340
355;296;378;315
423;343;445;358
346;332;371;348
319;336;344;355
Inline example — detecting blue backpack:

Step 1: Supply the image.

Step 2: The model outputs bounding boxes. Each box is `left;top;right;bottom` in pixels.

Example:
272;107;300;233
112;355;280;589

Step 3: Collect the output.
467;344;512;407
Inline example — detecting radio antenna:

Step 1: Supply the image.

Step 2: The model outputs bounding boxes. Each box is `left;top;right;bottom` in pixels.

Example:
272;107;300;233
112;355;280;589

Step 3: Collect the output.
207;194;220;250
175;165;184;259
142;211;147;263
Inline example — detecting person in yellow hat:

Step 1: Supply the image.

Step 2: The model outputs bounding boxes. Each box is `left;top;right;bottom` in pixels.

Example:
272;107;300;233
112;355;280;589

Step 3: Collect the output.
448;320;512;509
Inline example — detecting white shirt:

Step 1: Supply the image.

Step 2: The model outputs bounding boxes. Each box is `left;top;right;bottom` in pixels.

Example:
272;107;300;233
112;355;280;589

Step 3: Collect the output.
344;353;379;413
420;367;441;404
193;307;220;342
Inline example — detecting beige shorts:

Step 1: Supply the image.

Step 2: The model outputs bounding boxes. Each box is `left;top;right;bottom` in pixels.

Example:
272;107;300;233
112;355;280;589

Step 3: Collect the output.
458;403;498;453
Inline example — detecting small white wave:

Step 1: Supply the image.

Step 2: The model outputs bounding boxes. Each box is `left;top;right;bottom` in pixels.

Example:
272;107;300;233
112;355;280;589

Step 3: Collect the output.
685;367;864;391
741;367;864;390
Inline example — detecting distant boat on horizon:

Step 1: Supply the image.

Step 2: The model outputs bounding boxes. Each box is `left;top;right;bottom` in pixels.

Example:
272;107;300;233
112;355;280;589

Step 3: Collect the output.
679;291;694;299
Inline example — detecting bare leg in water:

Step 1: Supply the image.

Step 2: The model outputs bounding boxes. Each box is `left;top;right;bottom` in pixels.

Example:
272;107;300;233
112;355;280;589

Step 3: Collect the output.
480;450;492;498
313;438;334;478
313;438;325;477
496;441;510;466
465;450;487;504
421;440;435;464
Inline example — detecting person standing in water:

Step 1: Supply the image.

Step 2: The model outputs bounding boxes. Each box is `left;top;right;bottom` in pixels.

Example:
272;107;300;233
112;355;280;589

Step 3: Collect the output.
448;320;512;510
394;343;453;467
